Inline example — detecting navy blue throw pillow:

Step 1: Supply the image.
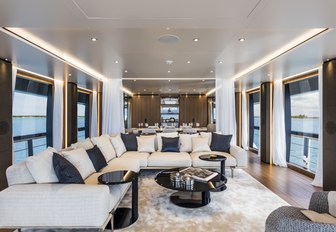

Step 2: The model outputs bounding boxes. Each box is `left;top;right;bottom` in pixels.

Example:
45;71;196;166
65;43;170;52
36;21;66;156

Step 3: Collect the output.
52;153;84;184
210;133;232;153
86;145;107;172
161;136;180;152
121;133;137;151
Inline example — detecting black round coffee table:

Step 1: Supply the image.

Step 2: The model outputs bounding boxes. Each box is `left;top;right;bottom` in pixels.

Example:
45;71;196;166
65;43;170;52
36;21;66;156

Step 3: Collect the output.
98;170;139;229
199;154;227;176
155;167;227;208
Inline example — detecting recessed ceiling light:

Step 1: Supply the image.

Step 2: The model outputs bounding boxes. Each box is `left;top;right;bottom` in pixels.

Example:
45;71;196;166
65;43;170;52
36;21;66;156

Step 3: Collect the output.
124;70;128;73
202;79;205;82
193;38;199;42
159;89;162;91
133;80;136;82
187;61;191;64
5;58;8;61
169;89;172;91
114;60;119;64
238;38;246;42
144;89;146;91
178;89;181;91
166;27;170;31
91;37;98;42
68;74;72;76
168;79;171;82
193;89;196;91
168;70;171;73
210;70;214;73
166;60;173;65
218;61;223;64
327;59;330;61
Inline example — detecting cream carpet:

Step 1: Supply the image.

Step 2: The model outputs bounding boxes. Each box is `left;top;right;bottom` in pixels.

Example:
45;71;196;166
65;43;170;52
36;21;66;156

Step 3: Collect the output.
116;169;289;232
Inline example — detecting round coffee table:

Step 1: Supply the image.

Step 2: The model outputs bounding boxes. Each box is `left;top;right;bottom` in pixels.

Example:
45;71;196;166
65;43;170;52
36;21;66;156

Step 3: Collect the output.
98;170;139;229
199;154;227;176
155;167;227;208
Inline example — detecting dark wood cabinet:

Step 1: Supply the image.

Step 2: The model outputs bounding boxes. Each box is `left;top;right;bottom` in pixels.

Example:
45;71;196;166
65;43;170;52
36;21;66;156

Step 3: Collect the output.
130;96;160;127
179;95;208;127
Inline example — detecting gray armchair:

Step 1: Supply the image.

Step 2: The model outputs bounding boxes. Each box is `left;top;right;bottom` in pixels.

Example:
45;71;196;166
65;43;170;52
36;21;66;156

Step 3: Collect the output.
265;192;336;232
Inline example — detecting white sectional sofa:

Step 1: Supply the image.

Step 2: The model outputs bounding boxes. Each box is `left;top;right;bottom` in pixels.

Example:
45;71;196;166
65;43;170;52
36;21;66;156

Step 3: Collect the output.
0;132;247;231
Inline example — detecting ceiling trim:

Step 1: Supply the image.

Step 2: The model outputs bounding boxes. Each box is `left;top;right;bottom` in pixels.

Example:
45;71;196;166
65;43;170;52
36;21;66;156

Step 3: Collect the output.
123;77;216;80
233;28;329;81
1;27;105;82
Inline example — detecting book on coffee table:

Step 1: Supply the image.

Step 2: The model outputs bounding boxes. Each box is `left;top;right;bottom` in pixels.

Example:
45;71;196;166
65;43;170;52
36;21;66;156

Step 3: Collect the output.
179;167;218;182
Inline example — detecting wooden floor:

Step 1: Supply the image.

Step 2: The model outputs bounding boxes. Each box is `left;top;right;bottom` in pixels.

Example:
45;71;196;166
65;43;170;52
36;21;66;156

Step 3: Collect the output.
244;151;322;208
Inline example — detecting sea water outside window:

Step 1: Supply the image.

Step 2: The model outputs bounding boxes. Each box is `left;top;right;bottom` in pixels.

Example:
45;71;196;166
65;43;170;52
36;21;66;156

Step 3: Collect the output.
77;92;90;142
13;76;53;163
284;75;319;173
248;92;260;150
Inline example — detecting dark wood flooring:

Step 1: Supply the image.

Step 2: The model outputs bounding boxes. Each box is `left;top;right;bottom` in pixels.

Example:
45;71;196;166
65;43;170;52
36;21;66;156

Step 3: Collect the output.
244;151;322;208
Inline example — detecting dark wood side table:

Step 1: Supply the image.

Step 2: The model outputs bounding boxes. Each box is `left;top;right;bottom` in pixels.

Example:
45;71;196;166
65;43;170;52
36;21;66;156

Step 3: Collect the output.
199;154;227;191
98;170;139;230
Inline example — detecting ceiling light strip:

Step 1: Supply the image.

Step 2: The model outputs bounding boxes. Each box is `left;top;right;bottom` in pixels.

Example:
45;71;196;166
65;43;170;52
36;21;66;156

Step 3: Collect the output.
233;28;330;80
206;87;218;96
121;87;134;96
123;78;216;81
16;67;56;82
1;27;105;81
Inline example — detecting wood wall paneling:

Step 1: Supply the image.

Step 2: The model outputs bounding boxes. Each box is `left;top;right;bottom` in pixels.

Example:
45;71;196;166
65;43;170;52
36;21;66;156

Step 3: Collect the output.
0;60;12;190
66;82;78;146
179;95;208;127
131;96;160;127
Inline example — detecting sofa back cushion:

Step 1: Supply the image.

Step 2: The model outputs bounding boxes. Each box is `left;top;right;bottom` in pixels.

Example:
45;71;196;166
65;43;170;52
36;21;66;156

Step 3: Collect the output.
6;162;35;186
210;133;232;153
179;134;199;152
91;135;116;162
161;137;180;152
70;138;94;150
157;132;178;151
26;147;59;183
137;136;155;153
53;153;84;184
110;135;127;157
62;148;96;179
86;145;108;172
192;137;211;153
121;133;138;151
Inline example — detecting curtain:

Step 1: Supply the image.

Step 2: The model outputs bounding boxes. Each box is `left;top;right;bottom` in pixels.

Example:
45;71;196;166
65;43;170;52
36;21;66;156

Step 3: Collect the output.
102;78;125;135
52;80;64;150
241;91;248;150
312;67;323;187
215;77;236;144
272;80;287;167
90;91;98;137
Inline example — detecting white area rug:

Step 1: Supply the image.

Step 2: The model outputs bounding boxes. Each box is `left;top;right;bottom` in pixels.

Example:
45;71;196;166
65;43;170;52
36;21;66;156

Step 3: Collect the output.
116;169;288;232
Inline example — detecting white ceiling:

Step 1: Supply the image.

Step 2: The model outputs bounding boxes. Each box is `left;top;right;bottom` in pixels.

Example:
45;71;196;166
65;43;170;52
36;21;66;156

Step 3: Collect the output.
0;0;336;93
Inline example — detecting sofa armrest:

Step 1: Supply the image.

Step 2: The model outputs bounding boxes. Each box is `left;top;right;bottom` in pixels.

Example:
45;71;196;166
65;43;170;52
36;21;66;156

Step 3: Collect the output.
229;145;248;167
308;191;329;213
0;184;111;228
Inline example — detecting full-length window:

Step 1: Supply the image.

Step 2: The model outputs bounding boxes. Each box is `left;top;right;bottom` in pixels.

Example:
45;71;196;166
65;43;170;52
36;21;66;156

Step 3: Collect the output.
248;92;260;150
77;92;90;141
284;75;319;173
13;76;53;163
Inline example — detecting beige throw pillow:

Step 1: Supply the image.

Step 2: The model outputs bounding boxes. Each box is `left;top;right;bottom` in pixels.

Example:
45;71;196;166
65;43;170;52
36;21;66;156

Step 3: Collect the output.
301;210;336;224
192;137;211;153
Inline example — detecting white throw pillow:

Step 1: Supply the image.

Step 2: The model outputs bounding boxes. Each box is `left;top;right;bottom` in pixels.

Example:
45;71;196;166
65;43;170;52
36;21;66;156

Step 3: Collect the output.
137;136;155;153
91;135;116;162
70;138;94;150
62;147;96;179
200;132;212;145
110;135;127;157
301;210;336;224
26;147;58;183
179;134;199;152
140;135;158;151
192;137;211;153
157;132;178;151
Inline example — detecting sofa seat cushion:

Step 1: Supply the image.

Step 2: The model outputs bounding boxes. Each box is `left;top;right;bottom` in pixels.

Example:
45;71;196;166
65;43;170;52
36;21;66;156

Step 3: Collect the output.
119;151;149;167
147;152;191;167
101;157;140;173
190;151;237;167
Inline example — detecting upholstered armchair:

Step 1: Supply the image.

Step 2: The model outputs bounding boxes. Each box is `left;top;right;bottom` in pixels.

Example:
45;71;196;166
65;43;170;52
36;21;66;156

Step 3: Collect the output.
265;191;336;232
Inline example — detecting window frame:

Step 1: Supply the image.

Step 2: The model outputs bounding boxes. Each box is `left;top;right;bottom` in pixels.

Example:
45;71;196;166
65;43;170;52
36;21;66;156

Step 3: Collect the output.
77;90;91;140
246;89;260;152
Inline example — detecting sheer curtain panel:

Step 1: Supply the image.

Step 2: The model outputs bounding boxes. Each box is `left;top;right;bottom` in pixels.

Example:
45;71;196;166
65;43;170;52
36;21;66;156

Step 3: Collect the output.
102;78;125;135
52;80;64;150
241;91;248;150
90;91;98;137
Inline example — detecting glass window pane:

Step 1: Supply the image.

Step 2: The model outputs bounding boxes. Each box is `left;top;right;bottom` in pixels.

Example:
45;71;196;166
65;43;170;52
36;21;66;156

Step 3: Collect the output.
13;91;48;164
249;92;260;150
77;103;86;142
286;76;319;173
